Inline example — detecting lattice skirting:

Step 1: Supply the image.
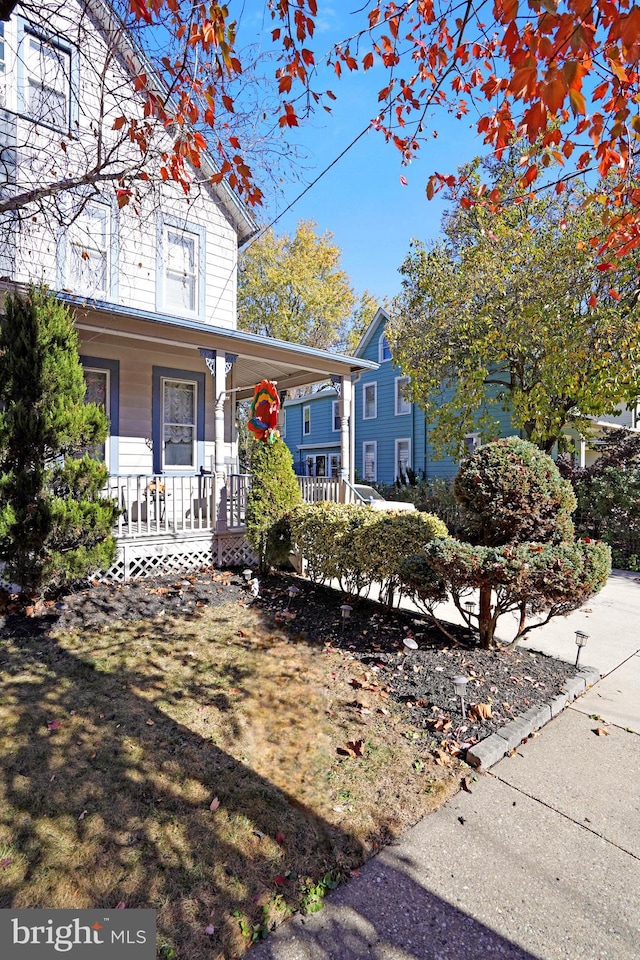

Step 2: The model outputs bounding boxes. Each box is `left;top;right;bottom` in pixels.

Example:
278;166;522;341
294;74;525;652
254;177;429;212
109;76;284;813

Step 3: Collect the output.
92;532;256;583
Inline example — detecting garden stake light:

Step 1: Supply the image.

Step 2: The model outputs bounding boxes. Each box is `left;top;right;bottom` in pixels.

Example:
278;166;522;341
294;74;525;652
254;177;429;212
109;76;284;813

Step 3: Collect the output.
403;637;418;652
340;604;352;632
452;675;469;720
464;600;475;619
574;630;589;666
287;584;300;609
243;568;253;582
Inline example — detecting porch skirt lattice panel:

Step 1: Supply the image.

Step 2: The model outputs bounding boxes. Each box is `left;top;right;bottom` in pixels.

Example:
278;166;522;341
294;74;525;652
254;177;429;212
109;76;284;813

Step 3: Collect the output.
93;532;255;583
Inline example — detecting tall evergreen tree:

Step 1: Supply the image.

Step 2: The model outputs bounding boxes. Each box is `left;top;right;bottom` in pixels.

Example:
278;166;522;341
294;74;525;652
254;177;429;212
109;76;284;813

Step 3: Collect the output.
0;288;118;596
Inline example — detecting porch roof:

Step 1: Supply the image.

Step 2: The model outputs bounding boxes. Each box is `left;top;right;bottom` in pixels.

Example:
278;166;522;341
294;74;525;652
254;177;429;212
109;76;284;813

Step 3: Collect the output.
61;294;378;398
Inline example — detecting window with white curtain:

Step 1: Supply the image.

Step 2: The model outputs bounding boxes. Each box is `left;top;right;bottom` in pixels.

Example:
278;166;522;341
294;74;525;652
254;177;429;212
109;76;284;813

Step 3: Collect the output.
162;379;196;469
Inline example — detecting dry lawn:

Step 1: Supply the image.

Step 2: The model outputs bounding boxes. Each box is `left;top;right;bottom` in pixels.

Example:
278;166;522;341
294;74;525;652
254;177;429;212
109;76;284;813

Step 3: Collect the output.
0;597;461;958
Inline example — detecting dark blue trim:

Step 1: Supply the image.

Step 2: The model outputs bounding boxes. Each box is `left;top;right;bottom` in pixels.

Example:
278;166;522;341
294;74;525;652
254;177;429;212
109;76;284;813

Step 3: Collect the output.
152;366;205;474
80;355;120;470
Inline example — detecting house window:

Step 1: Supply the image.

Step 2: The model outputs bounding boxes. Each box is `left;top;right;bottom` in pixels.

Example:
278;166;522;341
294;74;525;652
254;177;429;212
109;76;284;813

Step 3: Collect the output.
315;455;327;477
162;379;197;469
379;335;392;362
464;433;481;455
152;366;205;474
24;29;72;129
303;405;311;436
82;367;109;464
363;441;377;483
395;376;411;415
330;454;341;478
165;227;197;312
332;400;340;432
396;438;411;482
363;382;377;420
80;356;119;472
158;215;206;318
67;202;110;298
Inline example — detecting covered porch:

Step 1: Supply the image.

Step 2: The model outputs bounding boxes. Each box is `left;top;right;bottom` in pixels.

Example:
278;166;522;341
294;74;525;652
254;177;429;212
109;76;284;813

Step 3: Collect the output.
70;297;376;580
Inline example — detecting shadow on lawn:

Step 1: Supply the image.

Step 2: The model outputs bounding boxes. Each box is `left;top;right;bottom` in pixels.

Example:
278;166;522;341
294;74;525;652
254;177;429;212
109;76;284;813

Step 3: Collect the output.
0;616;365;959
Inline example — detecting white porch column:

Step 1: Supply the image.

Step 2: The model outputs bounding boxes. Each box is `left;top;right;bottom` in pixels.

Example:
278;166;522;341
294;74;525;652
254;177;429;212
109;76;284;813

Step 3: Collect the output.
200;348;236;530
334;375;352;502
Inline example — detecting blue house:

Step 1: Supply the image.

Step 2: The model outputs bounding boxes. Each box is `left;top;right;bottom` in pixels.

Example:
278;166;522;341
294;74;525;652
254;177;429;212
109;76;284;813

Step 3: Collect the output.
283;308;514;484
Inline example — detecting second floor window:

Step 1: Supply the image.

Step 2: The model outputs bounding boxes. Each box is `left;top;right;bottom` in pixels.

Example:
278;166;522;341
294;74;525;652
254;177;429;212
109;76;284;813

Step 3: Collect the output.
24;30;71;129
67;202;109;298
332;400;340;432
379;335;391;362
363;382;377;420
164;226;198;314
395;376;411;415
303;405;311;436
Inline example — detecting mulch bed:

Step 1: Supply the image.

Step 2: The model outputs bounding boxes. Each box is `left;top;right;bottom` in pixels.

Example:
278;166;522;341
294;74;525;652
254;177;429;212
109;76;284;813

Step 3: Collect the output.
0;567;580;756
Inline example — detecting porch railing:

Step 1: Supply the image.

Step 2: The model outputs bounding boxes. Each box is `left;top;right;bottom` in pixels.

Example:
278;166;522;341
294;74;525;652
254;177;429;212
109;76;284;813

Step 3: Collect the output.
104;472;357;538
297;475;342;503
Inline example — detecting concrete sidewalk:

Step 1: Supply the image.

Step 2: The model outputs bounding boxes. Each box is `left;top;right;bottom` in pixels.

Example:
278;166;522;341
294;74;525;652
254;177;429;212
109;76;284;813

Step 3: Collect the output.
252;572;640;960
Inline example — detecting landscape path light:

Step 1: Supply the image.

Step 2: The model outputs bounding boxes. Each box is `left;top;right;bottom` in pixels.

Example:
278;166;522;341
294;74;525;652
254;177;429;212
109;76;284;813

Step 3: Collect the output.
574;630;589;666
464;600;475;618
243;568;253;583
286;584;300;609
340;604;352;632
452;675;469;719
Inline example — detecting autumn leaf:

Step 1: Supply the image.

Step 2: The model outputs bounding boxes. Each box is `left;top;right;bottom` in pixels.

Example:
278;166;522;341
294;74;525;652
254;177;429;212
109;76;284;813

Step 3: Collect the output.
593;726;609;736
337;739;365;758
209;797;220;812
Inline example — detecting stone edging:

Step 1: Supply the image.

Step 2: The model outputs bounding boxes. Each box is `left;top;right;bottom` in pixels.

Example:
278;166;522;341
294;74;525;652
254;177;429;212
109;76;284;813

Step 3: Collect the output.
465;664;601;770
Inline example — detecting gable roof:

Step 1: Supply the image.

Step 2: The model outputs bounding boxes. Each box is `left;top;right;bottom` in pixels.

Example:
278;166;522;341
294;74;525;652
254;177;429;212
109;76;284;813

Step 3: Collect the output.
354;307;391;358
85;0;257;244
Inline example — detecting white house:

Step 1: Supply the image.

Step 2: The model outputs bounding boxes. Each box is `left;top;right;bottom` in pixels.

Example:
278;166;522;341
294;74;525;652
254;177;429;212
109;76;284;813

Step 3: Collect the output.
0;0;376;579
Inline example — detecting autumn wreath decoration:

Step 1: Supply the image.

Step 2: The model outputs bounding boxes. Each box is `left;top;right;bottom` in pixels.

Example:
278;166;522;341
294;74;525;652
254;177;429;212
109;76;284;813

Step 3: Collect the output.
247;379;280;443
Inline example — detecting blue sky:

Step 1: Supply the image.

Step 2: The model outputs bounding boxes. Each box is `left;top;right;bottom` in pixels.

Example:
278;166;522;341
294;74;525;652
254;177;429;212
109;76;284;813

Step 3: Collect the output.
237;3;486;304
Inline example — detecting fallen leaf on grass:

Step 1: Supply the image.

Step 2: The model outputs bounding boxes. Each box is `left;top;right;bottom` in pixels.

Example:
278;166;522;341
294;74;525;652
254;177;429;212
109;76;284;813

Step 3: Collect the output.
337;739;365;758
115;902;126;909
146;719;155;726
210;797;220;812
467;702;492;723
275;832;285;845
78;810;87;821
204;924;215;935
1;858;13;869
47;720;61;731
593;727;609;737
272;875;288;887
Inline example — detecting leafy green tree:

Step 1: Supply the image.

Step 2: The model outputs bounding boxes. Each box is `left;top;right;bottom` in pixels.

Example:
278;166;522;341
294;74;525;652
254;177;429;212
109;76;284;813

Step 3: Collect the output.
238;221;356;350
0;288;118;596
343;292;390;355
399;439;611;649
387;153;640;457
246;437;302;574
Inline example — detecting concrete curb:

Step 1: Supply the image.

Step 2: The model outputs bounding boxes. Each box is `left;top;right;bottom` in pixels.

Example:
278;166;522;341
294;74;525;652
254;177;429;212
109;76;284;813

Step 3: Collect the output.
465;663;601;770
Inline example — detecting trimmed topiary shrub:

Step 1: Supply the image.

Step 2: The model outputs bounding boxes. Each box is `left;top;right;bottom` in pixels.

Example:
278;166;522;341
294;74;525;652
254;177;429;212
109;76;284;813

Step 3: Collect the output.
399;439;611;648
290;502;447;599
246;437;302;574
454;436;576;546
